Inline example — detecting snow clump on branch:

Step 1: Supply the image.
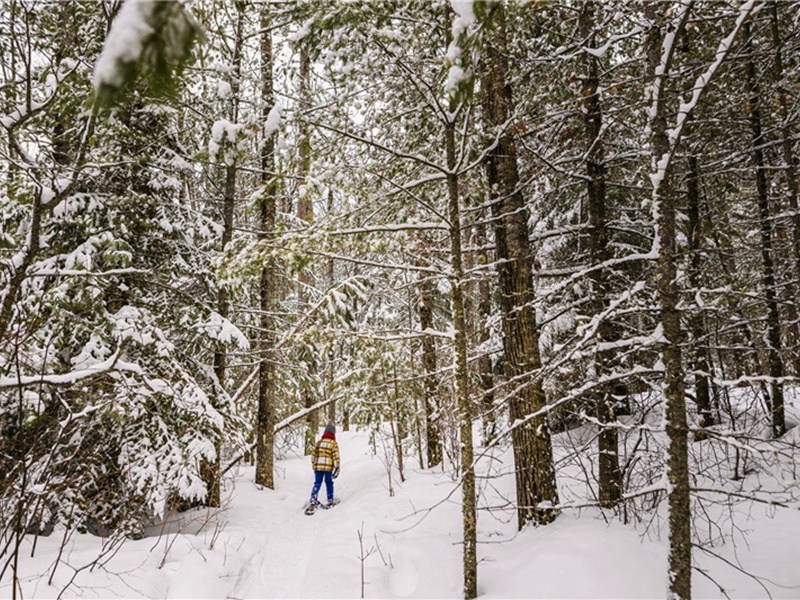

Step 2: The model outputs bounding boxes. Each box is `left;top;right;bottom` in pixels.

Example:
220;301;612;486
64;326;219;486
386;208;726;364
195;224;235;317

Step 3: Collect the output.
93;0;154;89
445;2;476;96
450;1;476;24
264;102;284;137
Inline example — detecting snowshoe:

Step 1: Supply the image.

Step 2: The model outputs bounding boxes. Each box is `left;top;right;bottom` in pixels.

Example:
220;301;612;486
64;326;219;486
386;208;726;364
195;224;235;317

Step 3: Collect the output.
320;498;340;510
304;502;319;516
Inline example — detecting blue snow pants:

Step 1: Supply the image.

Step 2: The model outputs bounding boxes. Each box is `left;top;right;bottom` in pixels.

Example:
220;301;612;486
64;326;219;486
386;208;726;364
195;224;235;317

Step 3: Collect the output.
310;470;334;505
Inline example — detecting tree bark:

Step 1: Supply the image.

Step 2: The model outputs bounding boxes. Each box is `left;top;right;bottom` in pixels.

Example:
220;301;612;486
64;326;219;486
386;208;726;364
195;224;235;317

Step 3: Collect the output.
326;190;337;424
769;0;800;377
579;0;622;509
644;4;691;597
296;47;319;454
444;11;476;596
419;270;442;468
744;23;786;438
481;2;558;529
446;107;477;600
255;3;277;489
475;213;495;444
204;0;245;508
686;155;714;435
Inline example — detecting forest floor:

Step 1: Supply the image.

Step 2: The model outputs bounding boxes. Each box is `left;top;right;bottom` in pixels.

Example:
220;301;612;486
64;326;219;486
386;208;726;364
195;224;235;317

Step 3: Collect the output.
4;416;800;599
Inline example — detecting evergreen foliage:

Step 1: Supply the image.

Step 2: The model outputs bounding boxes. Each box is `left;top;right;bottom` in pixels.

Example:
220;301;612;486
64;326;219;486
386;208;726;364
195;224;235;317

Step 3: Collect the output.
3;2;800;599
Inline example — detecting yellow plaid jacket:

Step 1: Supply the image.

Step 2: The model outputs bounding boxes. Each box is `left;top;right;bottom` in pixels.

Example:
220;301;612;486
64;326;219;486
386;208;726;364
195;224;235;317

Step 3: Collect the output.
312;437;340;472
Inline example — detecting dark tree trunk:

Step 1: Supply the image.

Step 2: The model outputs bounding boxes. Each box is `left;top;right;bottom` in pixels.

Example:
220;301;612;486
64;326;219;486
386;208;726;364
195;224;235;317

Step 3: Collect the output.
443;12;476;598
686;155;713;435
326;191;337;424
482;2;558;529
745;24;786;438
255;4;277;489
392;367;406;482
204;0;244;507
770;0;800;377
579;0;622;509
297;48;318;454
446;111;477;600
644;4;692;597
475;213;495;444
419;271;442;468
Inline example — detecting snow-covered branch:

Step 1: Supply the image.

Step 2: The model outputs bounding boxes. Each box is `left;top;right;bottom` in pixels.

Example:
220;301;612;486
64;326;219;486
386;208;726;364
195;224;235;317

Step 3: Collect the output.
0;344;137;389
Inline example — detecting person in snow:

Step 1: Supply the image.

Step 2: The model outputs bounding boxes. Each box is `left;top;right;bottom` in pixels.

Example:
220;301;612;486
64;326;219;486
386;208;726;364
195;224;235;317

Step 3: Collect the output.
309;422;340;508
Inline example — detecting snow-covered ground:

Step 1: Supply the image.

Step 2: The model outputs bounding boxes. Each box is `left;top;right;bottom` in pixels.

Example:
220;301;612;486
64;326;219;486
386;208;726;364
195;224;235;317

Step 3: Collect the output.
4;427;800;599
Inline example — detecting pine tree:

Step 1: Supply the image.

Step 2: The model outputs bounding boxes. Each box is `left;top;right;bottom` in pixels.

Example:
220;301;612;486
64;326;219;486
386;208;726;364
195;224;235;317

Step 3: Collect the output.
480;1;558;528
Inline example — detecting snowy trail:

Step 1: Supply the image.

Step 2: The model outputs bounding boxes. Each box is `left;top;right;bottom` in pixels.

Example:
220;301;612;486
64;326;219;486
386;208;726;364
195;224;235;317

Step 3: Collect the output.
227;502;319;599
157;429;800;599
5;428;800;599
220;432;393;599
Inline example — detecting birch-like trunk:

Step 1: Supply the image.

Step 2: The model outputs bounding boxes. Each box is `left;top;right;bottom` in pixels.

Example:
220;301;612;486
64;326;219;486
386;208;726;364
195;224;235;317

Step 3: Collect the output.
326;191;337;424
444;12;476;594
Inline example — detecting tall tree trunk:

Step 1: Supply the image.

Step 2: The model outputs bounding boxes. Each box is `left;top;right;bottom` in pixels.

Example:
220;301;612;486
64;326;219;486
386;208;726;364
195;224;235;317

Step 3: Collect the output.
644;4;691;597
686;155;714;435
204;0;245;508
393;366;406;482
419;270;442;468
255;3;277;489
444;11;476;597
475;212;495;444
297;47;318;453
445;106;477;600
481;2;558;529
326;190;337;424
745;23;786;438
579;0;622;509
770;0;800;376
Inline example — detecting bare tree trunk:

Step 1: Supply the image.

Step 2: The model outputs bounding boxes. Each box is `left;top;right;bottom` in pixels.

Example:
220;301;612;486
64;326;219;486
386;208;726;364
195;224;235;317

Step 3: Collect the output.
297;47;318;454
770;0;800;376
579;0;622;509
745;23;786;438
419;270;442;468
391;367;405;482
326;190;337;424
481;3;558;529
445;111;477;600
255;3;277;489
475;213;495;444
686;155;714;436
204;0;245;508
443;12;476;595
644;4;691;597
